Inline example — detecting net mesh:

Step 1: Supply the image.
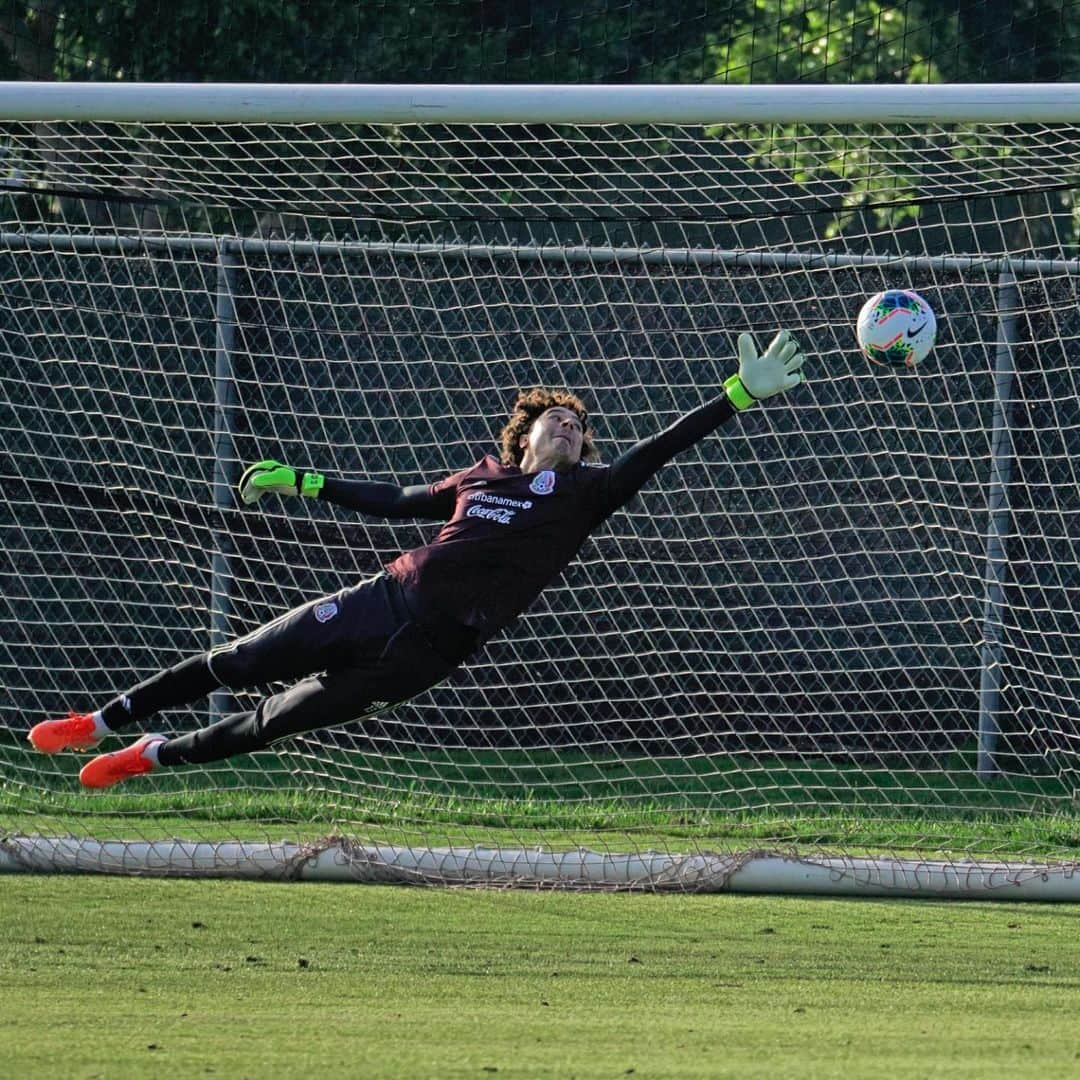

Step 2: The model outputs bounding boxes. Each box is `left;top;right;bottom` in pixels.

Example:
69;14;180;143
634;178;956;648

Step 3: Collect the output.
1;109;1079;886
5;118;1080;240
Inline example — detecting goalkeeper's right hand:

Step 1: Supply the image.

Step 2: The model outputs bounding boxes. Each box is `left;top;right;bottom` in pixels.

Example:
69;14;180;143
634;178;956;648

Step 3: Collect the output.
238;460;324;505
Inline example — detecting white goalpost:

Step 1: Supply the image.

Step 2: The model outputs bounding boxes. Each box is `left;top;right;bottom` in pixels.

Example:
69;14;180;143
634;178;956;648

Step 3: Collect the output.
1;83;1079;895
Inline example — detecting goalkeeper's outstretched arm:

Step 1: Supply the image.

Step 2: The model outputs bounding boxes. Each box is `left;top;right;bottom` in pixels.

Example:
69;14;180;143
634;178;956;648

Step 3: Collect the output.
604;329;806;510
238;461;454;520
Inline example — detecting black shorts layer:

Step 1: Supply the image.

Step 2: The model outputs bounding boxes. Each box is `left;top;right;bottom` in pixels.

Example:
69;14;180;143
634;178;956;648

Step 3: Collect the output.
208;571;475;684
160;573;480;763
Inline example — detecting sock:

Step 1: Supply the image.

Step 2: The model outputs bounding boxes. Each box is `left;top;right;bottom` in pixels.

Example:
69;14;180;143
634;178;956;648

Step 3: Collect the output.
140;737;166;767
90;711;111;737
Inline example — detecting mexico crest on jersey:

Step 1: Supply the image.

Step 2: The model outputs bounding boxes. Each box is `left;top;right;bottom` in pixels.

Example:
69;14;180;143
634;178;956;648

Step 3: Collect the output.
529;469;556;495
314;601;339;623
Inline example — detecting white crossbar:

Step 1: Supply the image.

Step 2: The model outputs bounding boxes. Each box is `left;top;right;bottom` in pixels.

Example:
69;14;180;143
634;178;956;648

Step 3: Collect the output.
1;82;1079;124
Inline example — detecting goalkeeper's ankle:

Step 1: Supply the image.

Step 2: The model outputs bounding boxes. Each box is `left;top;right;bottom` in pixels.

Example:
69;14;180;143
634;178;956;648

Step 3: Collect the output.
90;711;112;738
100;695;138;731
140;736;166;766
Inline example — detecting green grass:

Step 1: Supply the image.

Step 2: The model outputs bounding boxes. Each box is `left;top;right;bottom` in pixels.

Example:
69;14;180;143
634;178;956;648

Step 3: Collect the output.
3;875;1080;1078
4;741;1080;862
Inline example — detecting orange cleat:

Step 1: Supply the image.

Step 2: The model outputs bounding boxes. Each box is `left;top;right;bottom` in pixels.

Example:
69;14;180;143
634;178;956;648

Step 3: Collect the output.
79;734;166;790
29;712;105;754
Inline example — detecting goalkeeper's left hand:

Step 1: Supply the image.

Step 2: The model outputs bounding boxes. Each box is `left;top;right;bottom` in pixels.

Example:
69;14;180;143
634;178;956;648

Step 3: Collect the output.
724;330;806;411
238;459;324;505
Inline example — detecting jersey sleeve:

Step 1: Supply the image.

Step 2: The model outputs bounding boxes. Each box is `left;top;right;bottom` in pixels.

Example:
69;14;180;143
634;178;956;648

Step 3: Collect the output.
594;394;740;518
318;458;489;520
318;477;456;520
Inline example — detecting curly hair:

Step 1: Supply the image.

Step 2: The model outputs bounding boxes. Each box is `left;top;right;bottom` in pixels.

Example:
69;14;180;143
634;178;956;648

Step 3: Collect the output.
497;387;599;467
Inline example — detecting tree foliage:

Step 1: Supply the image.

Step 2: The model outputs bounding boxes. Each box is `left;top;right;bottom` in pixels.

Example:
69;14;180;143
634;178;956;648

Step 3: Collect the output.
3;1;1076;85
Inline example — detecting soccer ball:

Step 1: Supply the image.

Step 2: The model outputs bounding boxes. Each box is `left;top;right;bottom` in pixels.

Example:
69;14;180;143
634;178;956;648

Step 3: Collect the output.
855;289;937;369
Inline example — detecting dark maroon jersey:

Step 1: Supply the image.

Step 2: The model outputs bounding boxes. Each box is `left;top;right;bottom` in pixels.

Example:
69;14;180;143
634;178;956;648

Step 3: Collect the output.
386;455;615;633
318;393;739;639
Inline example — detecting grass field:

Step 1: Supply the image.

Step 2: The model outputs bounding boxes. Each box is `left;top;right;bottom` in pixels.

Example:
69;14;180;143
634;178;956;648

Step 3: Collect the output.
3;875;1080;1078
6;735;1080;1075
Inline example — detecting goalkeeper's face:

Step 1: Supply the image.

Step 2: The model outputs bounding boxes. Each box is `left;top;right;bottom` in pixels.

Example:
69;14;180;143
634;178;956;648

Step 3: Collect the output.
520;406;585;469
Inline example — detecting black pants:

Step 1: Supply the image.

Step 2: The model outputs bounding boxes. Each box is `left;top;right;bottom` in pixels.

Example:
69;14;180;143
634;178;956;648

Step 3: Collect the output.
102;573;480;765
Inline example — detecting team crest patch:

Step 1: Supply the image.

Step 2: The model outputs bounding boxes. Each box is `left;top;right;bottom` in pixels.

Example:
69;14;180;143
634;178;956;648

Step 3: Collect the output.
529;470;556;495
314;601;339;623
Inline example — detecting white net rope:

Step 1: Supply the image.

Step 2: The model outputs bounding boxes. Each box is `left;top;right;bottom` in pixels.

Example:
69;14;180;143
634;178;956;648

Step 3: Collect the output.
1;114;1078;886
5;119;1078;229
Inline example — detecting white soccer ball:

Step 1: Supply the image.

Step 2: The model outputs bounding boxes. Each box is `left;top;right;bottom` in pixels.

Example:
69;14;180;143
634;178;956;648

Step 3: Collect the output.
855;289;937;369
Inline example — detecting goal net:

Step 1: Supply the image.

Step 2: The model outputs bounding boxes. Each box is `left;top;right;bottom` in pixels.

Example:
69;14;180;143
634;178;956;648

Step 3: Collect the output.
2;84;1079;893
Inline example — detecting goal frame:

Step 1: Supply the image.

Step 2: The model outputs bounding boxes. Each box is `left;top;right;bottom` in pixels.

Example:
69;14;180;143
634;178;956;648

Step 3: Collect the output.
1;81;1080;124
2;81;1080;896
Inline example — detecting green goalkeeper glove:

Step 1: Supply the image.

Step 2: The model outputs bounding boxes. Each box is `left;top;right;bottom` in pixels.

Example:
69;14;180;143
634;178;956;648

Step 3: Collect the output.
238;460;324;505
724;330;806;411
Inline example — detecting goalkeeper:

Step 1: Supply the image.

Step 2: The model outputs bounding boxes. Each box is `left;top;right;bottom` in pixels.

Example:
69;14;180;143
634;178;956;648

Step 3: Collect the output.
29;332;806;788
